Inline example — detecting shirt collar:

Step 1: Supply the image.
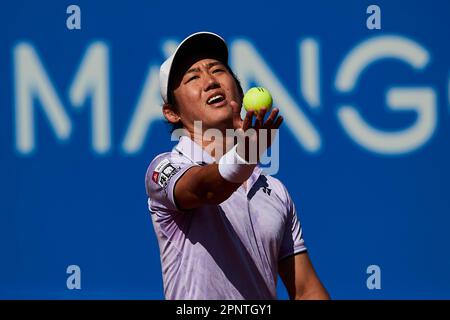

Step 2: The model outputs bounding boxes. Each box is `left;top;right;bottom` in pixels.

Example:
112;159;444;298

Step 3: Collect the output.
173;135;263;192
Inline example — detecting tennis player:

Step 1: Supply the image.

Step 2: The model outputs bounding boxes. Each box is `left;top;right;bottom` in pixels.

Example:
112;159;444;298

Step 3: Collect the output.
145;31;329;300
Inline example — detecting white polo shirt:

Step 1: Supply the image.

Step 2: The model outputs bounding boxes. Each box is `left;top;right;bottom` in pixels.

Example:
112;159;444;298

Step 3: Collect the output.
145;136;306;300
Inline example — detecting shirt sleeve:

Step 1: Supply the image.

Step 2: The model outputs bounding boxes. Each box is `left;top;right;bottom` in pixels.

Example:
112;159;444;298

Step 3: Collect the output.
145;152;198;213
278;185;307;261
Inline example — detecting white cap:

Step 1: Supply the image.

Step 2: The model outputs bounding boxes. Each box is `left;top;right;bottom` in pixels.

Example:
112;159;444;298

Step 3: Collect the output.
159;31;229;104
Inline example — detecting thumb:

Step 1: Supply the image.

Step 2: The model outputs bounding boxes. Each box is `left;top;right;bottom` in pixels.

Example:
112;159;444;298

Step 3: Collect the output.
230;100;243;128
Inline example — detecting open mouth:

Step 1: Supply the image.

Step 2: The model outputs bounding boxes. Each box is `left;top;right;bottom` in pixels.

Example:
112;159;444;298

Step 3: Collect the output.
207;94;226;106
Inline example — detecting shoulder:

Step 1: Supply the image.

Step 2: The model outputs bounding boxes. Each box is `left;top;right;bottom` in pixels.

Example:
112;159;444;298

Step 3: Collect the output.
144;151;190;196
148;151;189;168
146;152;172;182
146;151;191;177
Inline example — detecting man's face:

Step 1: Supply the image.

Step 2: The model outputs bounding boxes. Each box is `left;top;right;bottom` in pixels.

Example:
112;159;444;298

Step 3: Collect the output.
171;56;242;132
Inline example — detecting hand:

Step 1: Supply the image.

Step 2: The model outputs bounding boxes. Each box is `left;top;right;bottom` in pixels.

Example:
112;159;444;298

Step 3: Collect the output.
230;100;283;163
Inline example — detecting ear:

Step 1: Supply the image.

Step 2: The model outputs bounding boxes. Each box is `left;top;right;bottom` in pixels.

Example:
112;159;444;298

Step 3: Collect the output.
163;104;181;124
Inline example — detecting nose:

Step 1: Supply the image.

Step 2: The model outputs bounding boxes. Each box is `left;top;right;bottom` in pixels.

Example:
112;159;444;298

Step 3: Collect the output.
204;73;220;92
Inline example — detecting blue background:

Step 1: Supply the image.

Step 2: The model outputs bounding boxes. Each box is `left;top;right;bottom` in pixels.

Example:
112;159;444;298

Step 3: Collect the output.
0;0;449;299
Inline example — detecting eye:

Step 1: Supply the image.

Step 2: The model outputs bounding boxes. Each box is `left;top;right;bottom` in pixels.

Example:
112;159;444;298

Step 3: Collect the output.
186;75;199;83
212;68;224;73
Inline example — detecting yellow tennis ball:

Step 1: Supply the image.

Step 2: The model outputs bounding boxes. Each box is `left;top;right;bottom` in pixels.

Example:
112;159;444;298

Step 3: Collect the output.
243;87;273;113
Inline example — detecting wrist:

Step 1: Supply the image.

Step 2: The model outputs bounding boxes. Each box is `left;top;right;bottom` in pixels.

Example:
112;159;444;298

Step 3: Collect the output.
218;145;256;183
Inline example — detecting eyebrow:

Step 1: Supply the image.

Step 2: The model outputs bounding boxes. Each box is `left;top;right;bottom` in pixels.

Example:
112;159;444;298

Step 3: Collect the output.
185;61;225;75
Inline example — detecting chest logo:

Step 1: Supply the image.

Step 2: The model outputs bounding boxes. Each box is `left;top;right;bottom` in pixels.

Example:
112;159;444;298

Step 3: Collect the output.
262;186;272;196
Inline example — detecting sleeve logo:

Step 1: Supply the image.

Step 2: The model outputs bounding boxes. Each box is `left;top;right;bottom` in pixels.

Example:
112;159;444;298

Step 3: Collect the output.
152;159;179;188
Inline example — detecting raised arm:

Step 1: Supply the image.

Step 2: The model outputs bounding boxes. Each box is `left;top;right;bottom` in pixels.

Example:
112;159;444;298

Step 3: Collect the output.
174;102;282;210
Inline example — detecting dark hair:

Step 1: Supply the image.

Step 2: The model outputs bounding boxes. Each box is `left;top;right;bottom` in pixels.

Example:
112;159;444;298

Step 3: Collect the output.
165;66;244;134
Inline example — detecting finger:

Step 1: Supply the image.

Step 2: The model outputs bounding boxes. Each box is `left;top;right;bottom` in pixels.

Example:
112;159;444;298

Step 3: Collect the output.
254;108;267;130
263;108;279;128
242;110;254;131
273;115;283;129
266;116;283;149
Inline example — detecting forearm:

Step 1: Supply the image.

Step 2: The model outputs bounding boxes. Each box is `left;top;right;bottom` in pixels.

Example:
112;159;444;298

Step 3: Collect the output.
175;164;242;210
295;285;330;300
174;142;258;210
193;164;242;204
279;253;330;301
